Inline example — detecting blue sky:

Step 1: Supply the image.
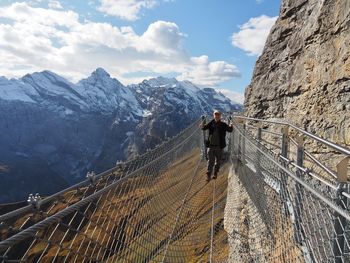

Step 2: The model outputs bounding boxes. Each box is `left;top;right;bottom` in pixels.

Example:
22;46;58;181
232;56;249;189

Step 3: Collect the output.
0;0;281;103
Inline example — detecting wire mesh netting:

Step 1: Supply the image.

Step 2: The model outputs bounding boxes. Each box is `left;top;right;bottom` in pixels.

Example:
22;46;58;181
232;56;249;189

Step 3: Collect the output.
229;118;350;263
0;119;230;262
0;116;349;263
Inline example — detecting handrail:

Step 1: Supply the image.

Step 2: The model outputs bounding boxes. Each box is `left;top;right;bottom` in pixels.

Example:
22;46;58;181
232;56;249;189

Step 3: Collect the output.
1;113;349;262
0;125;201;250
0;118;202;222
232;123;350;221
233;115;350;156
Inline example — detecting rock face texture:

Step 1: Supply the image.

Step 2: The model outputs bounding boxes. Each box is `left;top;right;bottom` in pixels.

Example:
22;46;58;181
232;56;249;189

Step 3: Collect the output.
244;0;350;147
231;1;350;261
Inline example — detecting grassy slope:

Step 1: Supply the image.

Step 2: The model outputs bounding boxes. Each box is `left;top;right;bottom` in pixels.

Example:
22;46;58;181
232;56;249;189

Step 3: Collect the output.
3;150;229;262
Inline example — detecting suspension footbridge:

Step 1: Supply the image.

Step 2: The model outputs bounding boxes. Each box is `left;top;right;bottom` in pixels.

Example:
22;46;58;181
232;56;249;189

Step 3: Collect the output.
0;116;349;262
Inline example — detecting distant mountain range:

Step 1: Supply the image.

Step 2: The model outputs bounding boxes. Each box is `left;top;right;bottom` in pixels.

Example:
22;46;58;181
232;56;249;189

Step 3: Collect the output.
0;68;241;202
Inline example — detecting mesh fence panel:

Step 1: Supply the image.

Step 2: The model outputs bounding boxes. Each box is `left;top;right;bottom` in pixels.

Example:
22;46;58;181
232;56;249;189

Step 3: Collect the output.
1;116;349;263
229;120;350;263
1;118;233;262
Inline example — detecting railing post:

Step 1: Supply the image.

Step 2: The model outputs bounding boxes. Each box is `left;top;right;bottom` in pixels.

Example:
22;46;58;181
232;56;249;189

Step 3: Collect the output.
281;126;289;158
231;117;235;157
236;118;242;160
238;127;241;159
86;171;96;185
296;135;304;177
241;122;246;163
27;193;42;211
256;124;262;176
333;157;349;263
280;127;290;217
227;116;233;156
257;125;262;141
294;135;304;244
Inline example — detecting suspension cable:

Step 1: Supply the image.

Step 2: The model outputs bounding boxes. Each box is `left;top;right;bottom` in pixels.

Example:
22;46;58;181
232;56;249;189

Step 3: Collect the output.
209;179;216;263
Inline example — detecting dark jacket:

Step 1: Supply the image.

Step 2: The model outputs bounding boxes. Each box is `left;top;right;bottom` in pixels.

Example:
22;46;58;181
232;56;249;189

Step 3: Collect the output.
202;119;233;149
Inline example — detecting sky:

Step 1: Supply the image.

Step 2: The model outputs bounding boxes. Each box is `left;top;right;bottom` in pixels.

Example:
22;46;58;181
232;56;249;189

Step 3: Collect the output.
0;0;281;103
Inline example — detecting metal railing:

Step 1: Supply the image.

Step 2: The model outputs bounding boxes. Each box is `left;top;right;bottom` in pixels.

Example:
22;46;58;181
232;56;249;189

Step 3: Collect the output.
0;115;349;262
229;116;350;263
0;119;229;262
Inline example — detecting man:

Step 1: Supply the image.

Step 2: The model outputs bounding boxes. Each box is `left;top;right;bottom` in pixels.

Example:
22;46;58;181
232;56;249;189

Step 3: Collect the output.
201;110;233;182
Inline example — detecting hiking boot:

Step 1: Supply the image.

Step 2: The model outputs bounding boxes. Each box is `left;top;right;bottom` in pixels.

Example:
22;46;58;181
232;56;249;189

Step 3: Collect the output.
206;172;211;182
213;173;218;179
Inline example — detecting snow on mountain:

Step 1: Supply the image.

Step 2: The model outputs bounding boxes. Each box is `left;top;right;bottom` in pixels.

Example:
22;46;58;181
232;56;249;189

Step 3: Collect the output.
76;68;142;116
130;76;241;117
0;68;145;116
145;76;179;88
1;70;241;116
0;77;38;103
128;76;241;152
21;70;88;111
198;87;241;113
0;69;242;202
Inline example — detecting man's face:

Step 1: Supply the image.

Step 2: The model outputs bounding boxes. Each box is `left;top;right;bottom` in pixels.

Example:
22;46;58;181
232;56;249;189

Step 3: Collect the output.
214;113;221;122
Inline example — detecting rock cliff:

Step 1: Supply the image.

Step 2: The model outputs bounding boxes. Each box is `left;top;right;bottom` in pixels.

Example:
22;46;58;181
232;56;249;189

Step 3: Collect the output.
244;0;350;147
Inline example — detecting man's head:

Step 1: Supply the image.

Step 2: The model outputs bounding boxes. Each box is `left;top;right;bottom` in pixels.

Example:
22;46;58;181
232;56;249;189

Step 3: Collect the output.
213;110;221;122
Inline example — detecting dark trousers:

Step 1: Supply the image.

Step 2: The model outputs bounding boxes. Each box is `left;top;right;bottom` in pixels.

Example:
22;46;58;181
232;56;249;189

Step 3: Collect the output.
207;147;223;176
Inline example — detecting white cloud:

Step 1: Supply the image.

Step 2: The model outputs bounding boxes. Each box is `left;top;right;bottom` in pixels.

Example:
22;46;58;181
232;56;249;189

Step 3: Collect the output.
138;21;186;55
98;0;157;21
217;89;244;104
177;56;240;86
97;0;173;20
231;15;277;56
0;2;240;87
0;2;79;27
48;0;63;9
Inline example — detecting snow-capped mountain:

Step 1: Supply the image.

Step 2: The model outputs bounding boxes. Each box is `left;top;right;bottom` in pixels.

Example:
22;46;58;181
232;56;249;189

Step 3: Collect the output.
0;69;241;202
76;68;143;115
128;77;241;151
21;70;88;111
130;77;239;116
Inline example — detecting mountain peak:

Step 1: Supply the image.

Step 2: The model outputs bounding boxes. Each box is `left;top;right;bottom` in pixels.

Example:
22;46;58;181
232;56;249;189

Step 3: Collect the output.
144;76;178;87
80;68;124;88
41;70;60;76
21;70;78;89
90;68;110;79
23;70;62;80
155;76;177;82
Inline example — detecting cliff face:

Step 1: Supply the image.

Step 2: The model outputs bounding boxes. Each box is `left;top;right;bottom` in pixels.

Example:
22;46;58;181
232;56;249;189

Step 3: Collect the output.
244;0;350;147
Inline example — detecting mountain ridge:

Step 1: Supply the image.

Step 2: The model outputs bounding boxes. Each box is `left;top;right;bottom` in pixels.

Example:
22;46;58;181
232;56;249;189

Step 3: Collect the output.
0;68;241;202
0;68;242;106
